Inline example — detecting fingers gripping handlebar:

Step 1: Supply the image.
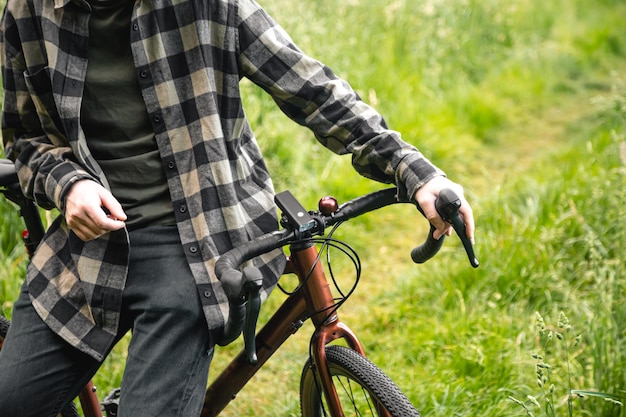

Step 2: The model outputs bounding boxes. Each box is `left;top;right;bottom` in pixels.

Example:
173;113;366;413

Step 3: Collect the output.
214;188;478;363
411;188;479;267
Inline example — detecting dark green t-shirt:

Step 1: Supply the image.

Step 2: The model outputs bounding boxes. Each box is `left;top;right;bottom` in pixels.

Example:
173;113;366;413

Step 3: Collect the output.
81;0;176;230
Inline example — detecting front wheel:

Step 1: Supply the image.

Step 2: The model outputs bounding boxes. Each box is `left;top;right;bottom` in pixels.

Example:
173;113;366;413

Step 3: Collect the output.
300;345;421;417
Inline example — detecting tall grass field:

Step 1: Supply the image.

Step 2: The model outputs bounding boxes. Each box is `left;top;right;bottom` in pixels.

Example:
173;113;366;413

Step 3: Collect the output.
1;0;625;415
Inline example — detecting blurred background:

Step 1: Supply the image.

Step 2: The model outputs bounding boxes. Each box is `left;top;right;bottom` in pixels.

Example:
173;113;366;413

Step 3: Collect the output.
1;0;624;415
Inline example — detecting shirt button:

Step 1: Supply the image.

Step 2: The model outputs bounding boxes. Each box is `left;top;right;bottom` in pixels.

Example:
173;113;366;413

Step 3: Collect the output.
189;246;198;254
168;161;175;169
140;70;149;78
132;23;139;31
179;204;187;213
154;115;161;123
203;290;211;298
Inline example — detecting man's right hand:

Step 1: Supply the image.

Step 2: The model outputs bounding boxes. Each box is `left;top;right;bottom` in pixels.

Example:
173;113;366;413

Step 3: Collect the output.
64;179;127;241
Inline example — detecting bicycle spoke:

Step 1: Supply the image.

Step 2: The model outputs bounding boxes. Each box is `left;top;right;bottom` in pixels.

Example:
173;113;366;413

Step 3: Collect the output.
301;346;420;417
334;374;382;417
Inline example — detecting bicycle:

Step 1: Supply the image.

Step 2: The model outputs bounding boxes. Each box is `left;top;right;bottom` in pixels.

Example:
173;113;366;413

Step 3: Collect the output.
0;157;478;417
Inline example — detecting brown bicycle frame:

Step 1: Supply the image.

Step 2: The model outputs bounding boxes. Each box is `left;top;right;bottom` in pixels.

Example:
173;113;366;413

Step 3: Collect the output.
78;382;103;417
0;201;366;417
1;163;394;417
201;239;389;417
25;235;382;417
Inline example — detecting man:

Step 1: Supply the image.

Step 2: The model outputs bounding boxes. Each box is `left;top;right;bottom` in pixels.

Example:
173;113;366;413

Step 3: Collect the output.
0;0;475;415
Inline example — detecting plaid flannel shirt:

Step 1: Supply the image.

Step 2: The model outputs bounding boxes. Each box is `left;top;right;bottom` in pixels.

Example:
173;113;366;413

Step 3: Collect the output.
1;0;444;360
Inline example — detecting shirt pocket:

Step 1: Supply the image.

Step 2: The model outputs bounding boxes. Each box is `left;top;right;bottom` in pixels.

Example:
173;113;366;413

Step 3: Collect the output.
23;66;67;143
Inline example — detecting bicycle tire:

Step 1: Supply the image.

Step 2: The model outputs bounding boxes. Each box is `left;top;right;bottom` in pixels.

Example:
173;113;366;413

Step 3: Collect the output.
0;315;80;417
300;345;421;417
0;315;9;343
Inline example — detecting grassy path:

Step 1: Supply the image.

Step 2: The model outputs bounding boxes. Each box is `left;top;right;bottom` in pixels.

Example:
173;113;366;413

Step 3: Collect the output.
1;0;624;415
476;82;619;192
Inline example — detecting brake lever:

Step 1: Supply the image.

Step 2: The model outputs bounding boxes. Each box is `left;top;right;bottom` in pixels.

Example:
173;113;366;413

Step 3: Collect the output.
244;285;261;364
435;189;479;268
240;266;263;364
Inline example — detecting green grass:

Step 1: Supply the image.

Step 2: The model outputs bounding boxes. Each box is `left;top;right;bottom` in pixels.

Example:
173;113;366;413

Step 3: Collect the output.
1;0;625;415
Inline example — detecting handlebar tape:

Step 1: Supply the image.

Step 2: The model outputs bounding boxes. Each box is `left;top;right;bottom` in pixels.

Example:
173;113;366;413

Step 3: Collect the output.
215;231;287;280
411;188;479;267
215;232;288;348
331;188;399;224
410;224;445;263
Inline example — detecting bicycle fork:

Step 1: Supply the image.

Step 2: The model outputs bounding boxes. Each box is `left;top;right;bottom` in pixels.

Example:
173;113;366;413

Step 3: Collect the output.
293;243;392;417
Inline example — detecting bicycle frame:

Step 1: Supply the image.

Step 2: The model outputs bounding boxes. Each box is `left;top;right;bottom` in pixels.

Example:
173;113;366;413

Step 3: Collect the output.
3;158;447;417
2;181;378;417
79;382;103;417
201;239;371;417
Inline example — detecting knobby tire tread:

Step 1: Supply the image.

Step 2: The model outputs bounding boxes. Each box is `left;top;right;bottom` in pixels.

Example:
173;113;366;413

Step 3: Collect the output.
0;315;10;340
300;345;421;417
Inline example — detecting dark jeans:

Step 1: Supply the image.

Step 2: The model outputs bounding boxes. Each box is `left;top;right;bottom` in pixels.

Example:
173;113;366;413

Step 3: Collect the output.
0;226;215;417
